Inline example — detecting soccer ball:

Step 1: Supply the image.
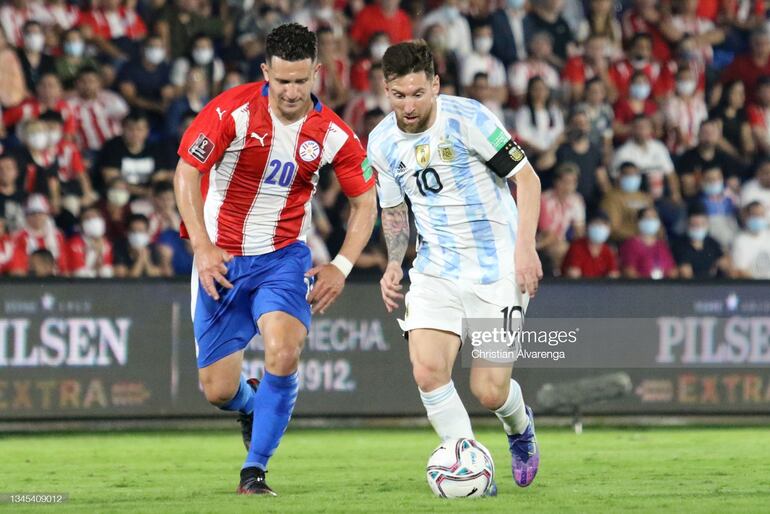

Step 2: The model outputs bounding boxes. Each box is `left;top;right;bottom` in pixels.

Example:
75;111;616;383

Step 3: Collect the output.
426;438;495;498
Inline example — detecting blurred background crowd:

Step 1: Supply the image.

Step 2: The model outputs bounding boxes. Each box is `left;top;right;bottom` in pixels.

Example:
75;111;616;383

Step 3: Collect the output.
1;0;770;280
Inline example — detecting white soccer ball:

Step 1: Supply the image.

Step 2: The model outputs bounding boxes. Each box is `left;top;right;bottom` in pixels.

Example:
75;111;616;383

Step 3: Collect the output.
426;438;495;498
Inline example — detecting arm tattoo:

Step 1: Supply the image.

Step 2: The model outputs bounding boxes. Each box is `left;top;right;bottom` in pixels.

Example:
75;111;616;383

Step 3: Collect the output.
382;202;410;265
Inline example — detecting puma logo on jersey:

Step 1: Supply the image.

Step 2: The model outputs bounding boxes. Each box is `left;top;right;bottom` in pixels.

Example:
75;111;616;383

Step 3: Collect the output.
250;132;268;146
215;107;227;120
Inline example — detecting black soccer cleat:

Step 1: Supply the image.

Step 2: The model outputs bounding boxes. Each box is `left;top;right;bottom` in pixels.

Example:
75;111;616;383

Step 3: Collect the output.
237;467;276;496
236;378;260;451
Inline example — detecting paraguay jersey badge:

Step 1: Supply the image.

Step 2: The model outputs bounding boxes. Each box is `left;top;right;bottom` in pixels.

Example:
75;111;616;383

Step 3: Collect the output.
415;144;431;168
438;140;455;162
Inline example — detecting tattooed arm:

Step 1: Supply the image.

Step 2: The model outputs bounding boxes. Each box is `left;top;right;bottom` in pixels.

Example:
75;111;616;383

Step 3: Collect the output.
380;201;410;312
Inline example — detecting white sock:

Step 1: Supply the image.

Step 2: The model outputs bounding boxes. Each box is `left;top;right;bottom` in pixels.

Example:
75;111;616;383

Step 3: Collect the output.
494;379;529;436
419;381;474;441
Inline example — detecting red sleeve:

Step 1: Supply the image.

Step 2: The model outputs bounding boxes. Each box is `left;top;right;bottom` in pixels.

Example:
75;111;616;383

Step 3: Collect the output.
538;196;552;232
395;12;413;43
562;57;584;85
350;60;370;92
177;97;236;173
561;241;582;274
8;235;28;274
69;144;85;175
747;105;764;127
66;236;86;274
331;126;375;198
653;64;675;98
721;57;744;84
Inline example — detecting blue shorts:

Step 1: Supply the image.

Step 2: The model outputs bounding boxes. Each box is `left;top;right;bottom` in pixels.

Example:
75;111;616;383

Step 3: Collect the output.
191;242;312;368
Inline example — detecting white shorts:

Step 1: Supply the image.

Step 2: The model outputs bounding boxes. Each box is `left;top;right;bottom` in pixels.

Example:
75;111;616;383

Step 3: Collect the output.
398;270;529;336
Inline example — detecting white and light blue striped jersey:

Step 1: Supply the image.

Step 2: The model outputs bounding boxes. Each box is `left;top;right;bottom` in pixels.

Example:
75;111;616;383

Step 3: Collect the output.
368;95;529;284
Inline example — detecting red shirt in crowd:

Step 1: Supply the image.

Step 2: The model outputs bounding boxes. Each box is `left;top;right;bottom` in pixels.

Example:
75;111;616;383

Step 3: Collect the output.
562;238;619;278
2;98;77;136
721;54;770;103
349;4;412;48
10;227;69;274
0;233;15;274
609;59;675;99
66;234;114;277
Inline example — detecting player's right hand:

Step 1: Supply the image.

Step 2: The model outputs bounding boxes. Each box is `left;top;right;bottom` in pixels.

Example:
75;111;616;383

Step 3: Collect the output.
195;243;234;301
380;262;404;313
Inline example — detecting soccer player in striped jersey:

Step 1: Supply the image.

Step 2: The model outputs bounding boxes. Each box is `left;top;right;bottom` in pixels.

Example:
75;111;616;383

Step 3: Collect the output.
174;23;377;496
369;41;543;489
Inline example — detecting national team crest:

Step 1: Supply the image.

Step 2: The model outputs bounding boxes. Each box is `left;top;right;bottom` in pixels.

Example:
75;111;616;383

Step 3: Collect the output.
415;144;431;168
438;141;455;162
299;140;320;162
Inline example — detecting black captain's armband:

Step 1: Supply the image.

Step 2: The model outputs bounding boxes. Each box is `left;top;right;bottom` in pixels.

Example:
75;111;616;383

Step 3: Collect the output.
486;139;526;178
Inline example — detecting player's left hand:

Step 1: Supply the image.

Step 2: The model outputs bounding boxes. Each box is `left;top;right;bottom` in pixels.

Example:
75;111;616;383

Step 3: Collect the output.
515;244;543;298
305;264;345;315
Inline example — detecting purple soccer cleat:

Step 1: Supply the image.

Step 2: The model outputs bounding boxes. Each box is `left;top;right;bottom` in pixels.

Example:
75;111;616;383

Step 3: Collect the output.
507;406;539;487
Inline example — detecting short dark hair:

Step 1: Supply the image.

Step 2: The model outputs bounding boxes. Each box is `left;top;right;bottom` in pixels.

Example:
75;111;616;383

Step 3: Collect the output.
38;110;64;124
382;40;434;82
127;213;149;229
124;109;149;125
152;180;174;196
265;23;317;63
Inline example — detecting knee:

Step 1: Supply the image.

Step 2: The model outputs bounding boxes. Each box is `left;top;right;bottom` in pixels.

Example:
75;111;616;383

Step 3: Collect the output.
264;340;302;375
471;380;508;410
412;360;451;392
201;379;239;407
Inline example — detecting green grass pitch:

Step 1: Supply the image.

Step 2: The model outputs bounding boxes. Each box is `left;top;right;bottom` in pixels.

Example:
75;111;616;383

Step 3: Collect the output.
1;426;769;513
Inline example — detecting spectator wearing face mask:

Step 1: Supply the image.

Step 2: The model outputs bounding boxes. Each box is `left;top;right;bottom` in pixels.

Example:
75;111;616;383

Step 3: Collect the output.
100;177;131;241
562;212;619;278
55;28;99;90
117;36;175;127
350;32;390;93
612;71;661;143
16;20;55;93
114;213;164;277
170;33;224;96
672;204;730;279
420;0;472;58
601;161;654;242
293;0;346;38
678;118;746;198
66;204;114;278
562;34;613;105
732;201;770;278
620;207;678;279
460;24;507;103
691;167;739;250
38;110;96;207
8;194;68;276
663;67;709;154
15;118;61;212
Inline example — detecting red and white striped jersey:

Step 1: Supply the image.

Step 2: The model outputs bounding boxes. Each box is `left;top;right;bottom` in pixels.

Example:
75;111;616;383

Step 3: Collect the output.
178;81;375;256
3;97;77;135
68;91;129;151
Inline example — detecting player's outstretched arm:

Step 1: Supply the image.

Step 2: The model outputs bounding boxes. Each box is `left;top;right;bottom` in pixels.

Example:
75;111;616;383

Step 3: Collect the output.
306;187;377;314
173;159;233;301
511;163;543;297
380;201;409;313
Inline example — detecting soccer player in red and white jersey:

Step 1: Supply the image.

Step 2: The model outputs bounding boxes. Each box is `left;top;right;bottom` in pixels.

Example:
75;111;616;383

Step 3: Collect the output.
174;23;376;496
68;66;129;153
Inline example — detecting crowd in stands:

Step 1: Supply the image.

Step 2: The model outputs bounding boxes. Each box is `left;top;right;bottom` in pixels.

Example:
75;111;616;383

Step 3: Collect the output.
1;0;770;280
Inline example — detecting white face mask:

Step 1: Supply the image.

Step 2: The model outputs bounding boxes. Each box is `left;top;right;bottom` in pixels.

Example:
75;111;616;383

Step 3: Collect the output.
24;32;45;53
82;217;106;239
64;40;85;57
192;47;214;65
145;47;166;65
371;42;389;61
107;189;130;207
48;129;62;146
676;79;697;96
27;132;49;151
128;231;150;249
474;36;493;55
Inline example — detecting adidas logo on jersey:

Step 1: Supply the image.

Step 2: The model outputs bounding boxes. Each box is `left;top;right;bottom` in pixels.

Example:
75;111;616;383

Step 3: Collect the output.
397;161;406;173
